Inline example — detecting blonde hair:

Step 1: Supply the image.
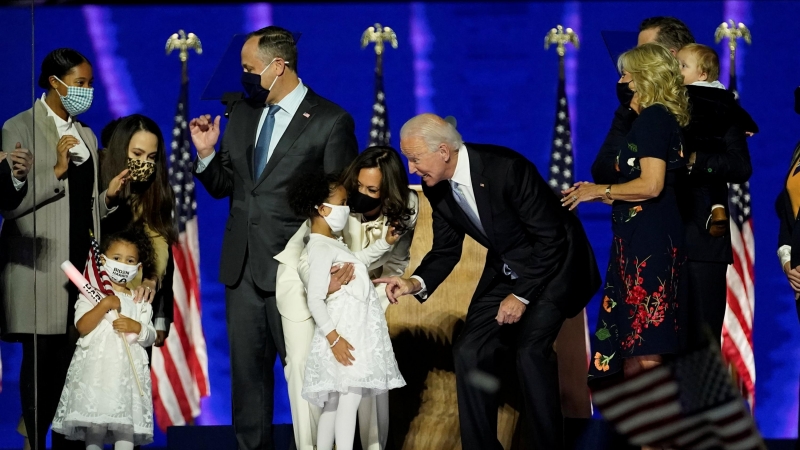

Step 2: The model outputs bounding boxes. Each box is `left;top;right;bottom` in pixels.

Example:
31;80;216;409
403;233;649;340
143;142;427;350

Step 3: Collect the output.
681;43;720;81
618;43;691;127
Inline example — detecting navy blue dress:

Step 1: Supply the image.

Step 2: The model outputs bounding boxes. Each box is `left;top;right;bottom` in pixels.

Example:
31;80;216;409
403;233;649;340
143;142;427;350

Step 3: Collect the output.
589;105;686;382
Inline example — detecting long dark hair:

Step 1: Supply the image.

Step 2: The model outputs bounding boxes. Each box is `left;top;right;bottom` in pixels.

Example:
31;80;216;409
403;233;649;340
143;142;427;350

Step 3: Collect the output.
341;146;414;233
101;114;177;245
38;48;91;90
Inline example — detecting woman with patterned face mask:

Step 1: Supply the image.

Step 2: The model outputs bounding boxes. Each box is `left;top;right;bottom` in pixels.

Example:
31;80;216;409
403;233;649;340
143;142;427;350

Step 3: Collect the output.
100;115;177;348
0;48;128;450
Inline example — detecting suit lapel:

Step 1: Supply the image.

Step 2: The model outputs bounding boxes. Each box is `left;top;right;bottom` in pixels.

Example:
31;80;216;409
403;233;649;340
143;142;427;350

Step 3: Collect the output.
254;90;319;189
34;102;60;170
237;102;264;187
466;145;495;247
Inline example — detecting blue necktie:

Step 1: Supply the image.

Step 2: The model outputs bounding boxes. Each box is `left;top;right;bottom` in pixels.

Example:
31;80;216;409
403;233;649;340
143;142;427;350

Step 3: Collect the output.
451;181;486;237
253;104;282;181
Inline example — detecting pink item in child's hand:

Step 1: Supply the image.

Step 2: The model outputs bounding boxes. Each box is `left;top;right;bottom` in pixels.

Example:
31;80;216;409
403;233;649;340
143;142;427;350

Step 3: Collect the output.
61;261;138;344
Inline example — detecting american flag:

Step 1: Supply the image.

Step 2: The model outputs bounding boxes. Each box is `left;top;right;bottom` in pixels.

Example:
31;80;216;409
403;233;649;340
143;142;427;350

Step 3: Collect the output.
151;76;210;432
547;72;574;193
722;70;756;409
547;65;592;378
367;53;389;147
84;232;114;297
592;342;765;449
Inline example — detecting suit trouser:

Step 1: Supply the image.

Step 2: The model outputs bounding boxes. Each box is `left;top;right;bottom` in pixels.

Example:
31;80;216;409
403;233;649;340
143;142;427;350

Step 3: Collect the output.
684;260;728;347
453;277;566;450
282;316;322;450
20;331;83;450
226;257;287;450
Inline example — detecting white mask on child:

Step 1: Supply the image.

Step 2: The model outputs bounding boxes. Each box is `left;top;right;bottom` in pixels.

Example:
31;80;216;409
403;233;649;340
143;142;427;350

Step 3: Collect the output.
102;256;141;284
320;203;350;232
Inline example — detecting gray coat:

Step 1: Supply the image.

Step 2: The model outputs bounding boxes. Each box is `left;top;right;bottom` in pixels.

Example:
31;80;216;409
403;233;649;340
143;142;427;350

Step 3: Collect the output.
1;101;114;336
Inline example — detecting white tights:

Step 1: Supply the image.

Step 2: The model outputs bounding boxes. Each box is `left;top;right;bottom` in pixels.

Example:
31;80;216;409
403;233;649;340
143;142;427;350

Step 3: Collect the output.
85;428;134;450
358;392;389;449
317;388;363;450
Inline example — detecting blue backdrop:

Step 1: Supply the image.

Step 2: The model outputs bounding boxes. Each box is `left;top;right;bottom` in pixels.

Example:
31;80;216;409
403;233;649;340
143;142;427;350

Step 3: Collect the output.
1;1;799;447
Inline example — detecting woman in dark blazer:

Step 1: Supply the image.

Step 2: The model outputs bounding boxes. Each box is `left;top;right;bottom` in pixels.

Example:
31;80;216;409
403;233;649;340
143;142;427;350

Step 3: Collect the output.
776;140;800;318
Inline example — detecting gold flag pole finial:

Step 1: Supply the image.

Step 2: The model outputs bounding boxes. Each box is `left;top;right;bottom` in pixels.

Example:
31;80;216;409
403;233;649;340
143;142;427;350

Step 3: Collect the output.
545;25;579;78
361;23;398;56
714;20;751;77
166;30;203;80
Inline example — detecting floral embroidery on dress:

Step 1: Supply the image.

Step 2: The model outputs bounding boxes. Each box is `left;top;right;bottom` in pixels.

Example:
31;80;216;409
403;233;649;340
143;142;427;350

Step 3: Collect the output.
612;237;681;353
594;352;615;372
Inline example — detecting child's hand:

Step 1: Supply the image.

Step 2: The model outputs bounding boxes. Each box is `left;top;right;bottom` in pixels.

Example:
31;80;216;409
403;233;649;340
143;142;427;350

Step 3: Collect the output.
112;315;142;335
386;225;401;245
102;295;121;312
327;331;355;366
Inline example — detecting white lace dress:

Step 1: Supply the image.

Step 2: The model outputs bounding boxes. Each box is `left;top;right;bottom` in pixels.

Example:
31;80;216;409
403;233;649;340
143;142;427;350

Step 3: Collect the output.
51;291;156;445
301;234;406;407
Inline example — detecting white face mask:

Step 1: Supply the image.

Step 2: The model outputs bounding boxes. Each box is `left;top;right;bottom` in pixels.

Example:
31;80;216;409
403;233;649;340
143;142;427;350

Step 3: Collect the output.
320;203;350;232
102;255;141;285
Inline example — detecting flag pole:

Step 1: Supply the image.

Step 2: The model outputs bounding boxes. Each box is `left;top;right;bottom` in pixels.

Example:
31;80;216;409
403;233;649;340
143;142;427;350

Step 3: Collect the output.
361;23;397;147
166;30;203;86
545;25;579;82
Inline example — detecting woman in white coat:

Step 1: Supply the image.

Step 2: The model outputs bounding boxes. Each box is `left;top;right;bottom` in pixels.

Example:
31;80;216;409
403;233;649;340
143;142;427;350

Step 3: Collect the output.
275;146;418;450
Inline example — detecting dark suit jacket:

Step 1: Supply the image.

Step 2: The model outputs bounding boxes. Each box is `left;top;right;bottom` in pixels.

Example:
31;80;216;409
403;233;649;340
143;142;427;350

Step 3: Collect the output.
413;144;601;318
0;153;28;212
776;141;800;268
591;92;755;264
194;87;358;291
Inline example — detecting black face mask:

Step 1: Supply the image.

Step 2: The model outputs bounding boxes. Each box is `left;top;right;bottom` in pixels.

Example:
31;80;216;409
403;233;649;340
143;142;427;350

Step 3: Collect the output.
349;191;382;214
241;72;270;104
616;81;635;107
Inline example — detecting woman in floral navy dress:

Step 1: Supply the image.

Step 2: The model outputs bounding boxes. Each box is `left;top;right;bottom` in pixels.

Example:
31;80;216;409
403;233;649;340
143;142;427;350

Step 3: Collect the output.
562;43;690;382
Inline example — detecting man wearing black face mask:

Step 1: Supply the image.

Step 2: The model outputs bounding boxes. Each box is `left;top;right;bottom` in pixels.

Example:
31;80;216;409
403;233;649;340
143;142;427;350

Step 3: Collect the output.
190;26;358;450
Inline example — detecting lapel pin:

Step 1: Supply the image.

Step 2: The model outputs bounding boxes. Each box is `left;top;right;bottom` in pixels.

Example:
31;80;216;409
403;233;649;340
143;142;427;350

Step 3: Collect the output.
303;112;310;118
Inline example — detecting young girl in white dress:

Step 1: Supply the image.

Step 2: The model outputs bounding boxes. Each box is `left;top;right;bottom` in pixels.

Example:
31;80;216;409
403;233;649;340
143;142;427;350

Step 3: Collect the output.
52;228;156;449
288;172;406;450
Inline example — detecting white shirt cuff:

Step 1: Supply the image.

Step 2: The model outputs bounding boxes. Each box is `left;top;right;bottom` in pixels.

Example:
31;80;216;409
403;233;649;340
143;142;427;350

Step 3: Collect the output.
512;294;529;305
410;275;428;299
155;318;168;332
778;245;792;269
12;175;26;190
195;152;216;173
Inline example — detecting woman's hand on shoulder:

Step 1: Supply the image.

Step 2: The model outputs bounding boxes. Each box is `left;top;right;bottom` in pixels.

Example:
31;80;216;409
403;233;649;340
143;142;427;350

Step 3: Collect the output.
133;278;157;304
386;224;401;245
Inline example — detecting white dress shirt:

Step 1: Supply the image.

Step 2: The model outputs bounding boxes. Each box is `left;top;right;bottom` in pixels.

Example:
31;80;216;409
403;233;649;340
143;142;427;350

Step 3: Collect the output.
412;145;529;305
40;94;91;166
196;79;309;172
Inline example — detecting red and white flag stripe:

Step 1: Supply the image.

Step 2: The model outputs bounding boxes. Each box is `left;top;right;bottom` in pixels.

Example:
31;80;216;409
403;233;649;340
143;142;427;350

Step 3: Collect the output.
722;218;756;408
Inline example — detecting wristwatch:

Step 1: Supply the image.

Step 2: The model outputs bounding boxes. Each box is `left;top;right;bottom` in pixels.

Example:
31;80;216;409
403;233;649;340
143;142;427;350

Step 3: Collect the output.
605;185;613;200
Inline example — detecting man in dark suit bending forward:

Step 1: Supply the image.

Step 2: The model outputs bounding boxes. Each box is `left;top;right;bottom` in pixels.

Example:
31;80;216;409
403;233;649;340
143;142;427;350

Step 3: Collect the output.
189;26;358;450
376;114;600;450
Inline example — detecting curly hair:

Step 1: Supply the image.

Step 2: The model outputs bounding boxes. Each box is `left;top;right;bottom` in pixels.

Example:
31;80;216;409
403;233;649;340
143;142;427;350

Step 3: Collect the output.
287;171;342;218
618;43;691;127
100;227;157;281
341;146;415;233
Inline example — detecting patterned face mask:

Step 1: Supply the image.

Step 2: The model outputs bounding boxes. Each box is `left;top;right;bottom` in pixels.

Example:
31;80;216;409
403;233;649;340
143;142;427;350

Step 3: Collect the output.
127;158;156;182
54;76;93;116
